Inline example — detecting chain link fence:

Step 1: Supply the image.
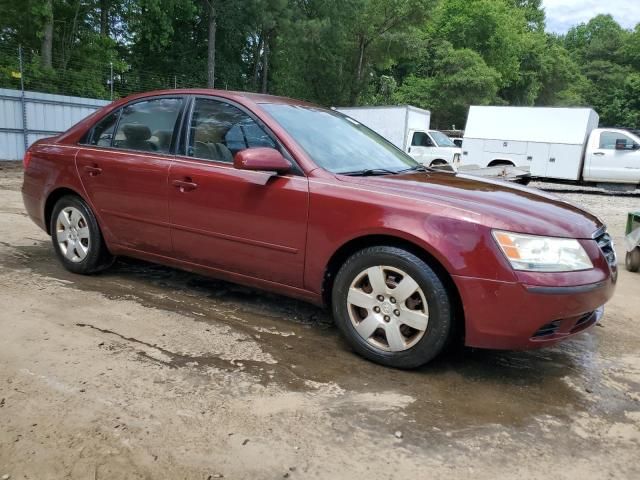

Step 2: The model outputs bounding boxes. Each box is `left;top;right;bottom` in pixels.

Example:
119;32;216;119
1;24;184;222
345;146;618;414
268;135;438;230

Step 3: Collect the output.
0;44;212;160
0;44;207;101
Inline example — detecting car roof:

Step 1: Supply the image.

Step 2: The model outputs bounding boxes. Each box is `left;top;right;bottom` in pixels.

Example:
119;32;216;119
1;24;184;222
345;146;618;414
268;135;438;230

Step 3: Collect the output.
113;88;319;108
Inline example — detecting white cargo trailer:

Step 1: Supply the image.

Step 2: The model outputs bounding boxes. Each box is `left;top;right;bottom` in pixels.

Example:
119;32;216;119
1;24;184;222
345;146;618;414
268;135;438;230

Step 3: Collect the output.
461;106;600;181
335;105;461;167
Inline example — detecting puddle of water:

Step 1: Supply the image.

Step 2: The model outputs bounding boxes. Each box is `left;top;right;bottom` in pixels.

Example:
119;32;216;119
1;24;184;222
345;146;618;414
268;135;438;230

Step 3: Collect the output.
3;241;638;433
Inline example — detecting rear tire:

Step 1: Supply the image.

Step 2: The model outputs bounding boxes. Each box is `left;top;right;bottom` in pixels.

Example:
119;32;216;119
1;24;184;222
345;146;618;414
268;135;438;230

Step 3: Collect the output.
626;248;640;272
332;246;452;369
50;195;114;274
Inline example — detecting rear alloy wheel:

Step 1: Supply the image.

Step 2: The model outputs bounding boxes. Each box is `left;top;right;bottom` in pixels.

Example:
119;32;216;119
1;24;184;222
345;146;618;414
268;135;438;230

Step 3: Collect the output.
56;206;91;263
50;195;113;274
332;246;452;368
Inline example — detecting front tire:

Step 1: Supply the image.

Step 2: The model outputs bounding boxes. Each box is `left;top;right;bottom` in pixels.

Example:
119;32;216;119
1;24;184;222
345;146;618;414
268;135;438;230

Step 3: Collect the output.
50;195;114;274
332;246;453;368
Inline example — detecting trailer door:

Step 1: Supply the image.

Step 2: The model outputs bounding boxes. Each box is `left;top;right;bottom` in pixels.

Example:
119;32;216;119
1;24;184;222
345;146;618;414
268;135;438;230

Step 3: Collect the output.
545;144;583;181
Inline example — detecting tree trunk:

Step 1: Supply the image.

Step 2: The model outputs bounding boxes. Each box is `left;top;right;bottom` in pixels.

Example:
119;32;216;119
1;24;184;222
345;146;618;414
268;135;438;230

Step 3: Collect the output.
252;33;263;91
100;0;110;37
205;0;217;88
41;0;54;68
351;35;366;104
261;34;270;94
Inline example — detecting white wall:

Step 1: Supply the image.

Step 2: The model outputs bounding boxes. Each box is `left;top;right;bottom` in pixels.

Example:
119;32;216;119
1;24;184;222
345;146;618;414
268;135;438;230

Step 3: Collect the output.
0;88;110;160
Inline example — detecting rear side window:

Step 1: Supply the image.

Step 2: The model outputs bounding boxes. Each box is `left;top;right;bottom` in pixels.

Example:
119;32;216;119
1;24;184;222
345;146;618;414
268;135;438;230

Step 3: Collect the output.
187;98;275;163
88;112;119;147
113;98;183;153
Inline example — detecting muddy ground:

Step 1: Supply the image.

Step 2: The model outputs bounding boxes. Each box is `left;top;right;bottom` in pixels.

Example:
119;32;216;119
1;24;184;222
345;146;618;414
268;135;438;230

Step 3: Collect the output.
0;162;639;479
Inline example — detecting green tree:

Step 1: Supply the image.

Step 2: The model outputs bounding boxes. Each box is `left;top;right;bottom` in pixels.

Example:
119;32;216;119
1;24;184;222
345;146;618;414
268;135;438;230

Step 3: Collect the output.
394;42;501;128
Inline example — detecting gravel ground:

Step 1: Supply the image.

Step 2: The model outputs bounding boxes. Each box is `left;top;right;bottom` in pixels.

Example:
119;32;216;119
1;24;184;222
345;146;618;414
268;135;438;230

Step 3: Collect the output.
1;162;639;479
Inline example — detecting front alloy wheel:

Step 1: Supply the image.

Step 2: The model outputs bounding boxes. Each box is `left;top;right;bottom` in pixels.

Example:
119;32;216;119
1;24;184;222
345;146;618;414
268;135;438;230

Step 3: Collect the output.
332;246;453;368
347;266;429;352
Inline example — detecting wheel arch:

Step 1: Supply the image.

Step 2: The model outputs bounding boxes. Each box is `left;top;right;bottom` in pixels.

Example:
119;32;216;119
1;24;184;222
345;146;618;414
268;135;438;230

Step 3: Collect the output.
44;186;88;235
322;234;465;342
430;159;447;165
487;159;515;167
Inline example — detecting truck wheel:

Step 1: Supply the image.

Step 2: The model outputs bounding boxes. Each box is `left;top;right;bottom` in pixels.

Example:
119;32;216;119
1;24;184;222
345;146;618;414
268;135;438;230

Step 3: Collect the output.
332;246;452;369
626;248;640;272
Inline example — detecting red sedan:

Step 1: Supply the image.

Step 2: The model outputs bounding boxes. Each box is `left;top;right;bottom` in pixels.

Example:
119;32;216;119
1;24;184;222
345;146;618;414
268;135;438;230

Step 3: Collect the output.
22;89;617;368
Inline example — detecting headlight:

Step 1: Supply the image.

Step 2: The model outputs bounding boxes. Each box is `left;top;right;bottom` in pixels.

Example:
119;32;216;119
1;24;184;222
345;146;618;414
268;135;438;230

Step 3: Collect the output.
492;230;593;272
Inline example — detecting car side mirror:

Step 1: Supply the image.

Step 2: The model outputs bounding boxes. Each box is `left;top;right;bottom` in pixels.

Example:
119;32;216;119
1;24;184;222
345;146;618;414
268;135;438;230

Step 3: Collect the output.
234;147;291;173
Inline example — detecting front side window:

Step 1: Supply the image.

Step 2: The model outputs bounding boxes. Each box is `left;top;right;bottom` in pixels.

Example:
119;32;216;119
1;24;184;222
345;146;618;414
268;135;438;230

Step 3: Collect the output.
599;131;637;150
88;111;119;147
411;132;434;147
113;98;183;153
262;104;418;174
187;98;276;163
429;130;456;147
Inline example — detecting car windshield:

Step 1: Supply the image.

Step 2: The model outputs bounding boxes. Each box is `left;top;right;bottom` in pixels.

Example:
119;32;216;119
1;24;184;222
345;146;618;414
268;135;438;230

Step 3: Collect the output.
261;104;419;174
429;130;456;147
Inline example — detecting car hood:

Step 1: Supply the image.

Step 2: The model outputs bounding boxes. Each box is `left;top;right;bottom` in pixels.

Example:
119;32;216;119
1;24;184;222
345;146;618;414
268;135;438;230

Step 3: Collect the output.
340;172;603;239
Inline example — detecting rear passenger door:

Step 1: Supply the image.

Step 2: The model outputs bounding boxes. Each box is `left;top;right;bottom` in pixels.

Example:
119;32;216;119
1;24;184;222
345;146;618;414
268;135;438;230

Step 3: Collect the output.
168;97;309;287
76;96;185;255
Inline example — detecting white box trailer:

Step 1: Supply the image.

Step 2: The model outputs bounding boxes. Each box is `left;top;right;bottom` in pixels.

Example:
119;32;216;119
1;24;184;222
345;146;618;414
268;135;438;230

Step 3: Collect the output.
335;105;430;150
335;106;462;167
461;106;600;181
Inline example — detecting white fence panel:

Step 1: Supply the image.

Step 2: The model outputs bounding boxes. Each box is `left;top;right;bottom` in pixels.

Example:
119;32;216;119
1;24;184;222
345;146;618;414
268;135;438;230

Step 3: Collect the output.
0;88;110;160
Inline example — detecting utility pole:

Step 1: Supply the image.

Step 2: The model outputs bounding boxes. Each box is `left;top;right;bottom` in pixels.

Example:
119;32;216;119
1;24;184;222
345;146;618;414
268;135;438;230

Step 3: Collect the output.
110;62;114;100
18;46;28;153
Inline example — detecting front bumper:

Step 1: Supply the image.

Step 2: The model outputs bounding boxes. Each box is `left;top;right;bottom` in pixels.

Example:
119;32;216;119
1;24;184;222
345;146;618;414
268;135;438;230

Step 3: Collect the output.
454;274;615;350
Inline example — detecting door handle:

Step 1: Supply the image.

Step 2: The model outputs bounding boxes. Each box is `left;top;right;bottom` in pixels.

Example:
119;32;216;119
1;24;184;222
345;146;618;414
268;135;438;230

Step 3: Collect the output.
84;165;102;176
549;157;556;163
593;152;605;156
172;178;198;192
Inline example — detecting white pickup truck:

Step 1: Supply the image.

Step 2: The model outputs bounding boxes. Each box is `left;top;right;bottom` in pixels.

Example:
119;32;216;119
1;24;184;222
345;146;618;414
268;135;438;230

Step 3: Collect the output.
460;106;640;186
335;105;462;168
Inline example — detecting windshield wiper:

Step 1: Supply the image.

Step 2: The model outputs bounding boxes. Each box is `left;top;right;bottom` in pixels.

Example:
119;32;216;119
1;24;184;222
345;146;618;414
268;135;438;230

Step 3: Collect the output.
396;165;434;173
340;168;400;176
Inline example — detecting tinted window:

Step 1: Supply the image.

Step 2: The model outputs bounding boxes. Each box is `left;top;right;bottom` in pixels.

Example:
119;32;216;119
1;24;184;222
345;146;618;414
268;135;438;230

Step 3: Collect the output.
188;98;275;163
88;111;119;147
113;98;183;153
262;104;417;174
599;131;636;150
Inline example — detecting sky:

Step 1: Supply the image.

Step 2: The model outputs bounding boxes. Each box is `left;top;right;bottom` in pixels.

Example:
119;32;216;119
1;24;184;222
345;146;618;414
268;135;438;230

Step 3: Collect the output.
543;0;640;33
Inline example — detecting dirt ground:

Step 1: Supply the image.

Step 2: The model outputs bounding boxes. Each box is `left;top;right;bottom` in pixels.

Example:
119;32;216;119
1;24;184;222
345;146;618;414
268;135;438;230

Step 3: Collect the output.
1;161;639;479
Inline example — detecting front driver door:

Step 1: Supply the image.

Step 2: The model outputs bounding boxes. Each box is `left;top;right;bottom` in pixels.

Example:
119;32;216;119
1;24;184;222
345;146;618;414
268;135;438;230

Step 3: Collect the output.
408;131;436;165
168;97;309;287
586;130;640;183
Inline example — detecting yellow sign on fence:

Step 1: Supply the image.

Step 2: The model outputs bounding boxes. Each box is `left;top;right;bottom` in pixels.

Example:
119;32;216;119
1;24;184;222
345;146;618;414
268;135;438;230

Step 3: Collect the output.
11;71;22;79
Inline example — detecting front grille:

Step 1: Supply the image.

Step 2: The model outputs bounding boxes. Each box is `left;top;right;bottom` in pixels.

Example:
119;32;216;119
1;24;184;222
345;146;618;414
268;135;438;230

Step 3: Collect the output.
594;228;617;270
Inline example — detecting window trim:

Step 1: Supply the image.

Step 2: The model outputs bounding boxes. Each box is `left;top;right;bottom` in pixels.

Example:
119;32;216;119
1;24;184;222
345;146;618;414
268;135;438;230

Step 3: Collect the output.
80;95;188;157
182;94;304;176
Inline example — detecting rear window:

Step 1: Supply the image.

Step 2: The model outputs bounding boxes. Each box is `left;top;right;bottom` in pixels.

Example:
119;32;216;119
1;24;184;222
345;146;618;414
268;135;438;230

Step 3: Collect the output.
112;98;183;154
